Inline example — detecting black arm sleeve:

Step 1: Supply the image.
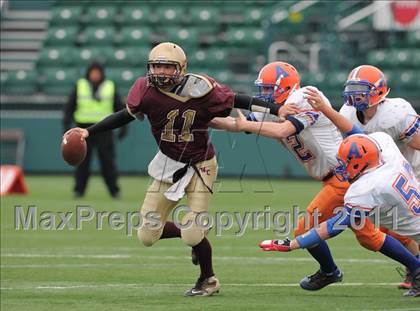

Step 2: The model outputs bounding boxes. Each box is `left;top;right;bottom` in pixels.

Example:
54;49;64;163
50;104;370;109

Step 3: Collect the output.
113;88;128;138
286;116;305;134
233;94;280;116
63;86;77;133
113;88;124;112
87;108;135;135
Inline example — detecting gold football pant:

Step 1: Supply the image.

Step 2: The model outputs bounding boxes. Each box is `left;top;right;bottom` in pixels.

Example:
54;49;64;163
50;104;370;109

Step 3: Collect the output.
137;156;218;247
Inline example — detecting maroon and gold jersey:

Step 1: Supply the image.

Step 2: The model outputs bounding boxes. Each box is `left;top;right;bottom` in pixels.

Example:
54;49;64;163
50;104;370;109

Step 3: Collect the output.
126;74;234;163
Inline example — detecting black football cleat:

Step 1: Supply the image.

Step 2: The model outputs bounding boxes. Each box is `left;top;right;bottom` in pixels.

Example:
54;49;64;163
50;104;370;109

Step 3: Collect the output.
184;276;220;297
299;268;343;291
403;267;420;297
396;266;412;290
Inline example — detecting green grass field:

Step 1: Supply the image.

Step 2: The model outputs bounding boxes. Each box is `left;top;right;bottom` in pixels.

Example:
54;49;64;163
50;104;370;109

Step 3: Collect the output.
1;176;419;311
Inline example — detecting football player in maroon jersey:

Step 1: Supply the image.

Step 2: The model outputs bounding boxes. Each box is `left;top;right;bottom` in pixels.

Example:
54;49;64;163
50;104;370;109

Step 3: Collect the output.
64;42;297;296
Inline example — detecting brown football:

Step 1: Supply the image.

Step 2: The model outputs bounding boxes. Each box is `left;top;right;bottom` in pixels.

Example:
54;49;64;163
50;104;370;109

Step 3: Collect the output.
61;131;87;166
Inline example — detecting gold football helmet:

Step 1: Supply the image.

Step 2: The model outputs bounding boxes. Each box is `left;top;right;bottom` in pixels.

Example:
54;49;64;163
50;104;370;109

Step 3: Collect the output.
147;42;187;88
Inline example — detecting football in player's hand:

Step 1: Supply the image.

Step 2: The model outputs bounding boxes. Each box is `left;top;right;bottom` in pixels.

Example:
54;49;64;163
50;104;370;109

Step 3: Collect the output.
61;131;87;166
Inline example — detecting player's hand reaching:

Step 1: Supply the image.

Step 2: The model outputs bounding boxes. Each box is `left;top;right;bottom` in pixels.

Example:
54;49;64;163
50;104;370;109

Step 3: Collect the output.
259;239;292;252
303;87;328;111
278;104;300;121
64;127;89;140
234;109;248;131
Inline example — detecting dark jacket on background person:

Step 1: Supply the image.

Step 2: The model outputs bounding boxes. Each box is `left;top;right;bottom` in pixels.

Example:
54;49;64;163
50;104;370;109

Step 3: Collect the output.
63;61;125;198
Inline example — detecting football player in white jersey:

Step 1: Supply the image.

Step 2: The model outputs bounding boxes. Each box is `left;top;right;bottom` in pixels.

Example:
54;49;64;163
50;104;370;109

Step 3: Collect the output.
339;65;419;178
212;61;410;291
302;65;419;289
259;132;420;297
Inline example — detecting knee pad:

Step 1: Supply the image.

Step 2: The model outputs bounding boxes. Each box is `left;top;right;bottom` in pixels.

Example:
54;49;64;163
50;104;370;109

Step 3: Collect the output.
137;227;162;247
180;212;205;247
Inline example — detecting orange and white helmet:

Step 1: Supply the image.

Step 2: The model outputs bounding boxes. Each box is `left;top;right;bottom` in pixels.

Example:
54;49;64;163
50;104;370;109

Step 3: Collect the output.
147;42;187;88
343;65;390;111
335;134;382;182
254;61;300;105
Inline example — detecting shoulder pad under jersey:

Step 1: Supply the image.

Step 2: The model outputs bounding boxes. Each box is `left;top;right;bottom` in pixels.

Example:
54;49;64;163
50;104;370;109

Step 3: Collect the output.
178;74;214;98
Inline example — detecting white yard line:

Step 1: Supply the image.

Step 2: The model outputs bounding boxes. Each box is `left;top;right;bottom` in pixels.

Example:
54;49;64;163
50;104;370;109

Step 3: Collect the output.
1;263;185;268
1;253;392;264
1;253;131;259
0;282;400;291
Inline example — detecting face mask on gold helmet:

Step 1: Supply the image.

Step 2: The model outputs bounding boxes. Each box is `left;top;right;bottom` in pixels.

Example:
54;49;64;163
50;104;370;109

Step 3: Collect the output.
147;42;187;88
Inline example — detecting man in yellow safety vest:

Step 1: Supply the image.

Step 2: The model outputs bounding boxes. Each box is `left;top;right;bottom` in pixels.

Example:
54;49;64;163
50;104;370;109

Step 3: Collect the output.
63;61;127;198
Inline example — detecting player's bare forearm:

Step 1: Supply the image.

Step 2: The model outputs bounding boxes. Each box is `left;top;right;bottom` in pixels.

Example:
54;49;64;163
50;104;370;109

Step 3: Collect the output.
408;132;420;150
209;117;240;132
303;87;353;133
239;119;296;139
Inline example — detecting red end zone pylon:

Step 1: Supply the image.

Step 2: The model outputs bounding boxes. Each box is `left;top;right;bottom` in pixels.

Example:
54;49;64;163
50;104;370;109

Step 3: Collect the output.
0;165;28;196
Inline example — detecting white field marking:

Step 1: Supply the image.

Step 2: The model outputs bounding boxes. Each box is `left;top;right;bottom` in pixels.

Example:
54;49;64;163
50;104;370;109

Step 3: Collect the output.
1;254;130;259
2;245;357;254
0;282;400;291
1;253;394;265
1;263;186;269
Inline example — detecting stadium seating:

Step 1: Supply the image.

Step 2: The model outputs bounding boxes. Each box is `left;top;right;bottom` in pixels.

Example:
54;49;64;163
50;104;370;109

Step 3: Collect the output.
189;48;228;69
118;6;152;25
225;27;266;47
114;27;152;47
1;0;418;107
153;6;186;24
83;6;118;25
3;70;38;95
74;47;104;67
39;68;78;95
37;47;75;67
407;30;420;47
44;26;78;46
50;6;82;25
105;47;149;67
163;27;199;48
79;26;116;46
189;7;220;25
107;67;144;95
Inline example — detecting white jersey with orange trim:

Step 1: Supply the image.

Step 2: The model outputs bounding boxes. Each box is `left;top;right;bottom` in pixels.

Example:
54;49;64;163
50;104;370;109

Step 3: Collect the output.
340;98;420;178
252;86;343;180
344;132;420;242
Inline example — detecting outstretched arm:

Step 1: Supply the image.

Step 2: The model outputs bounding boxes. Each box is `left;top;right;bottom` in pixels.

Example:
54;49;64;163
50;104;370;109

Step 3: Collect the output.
303;87;363;136
209;116;241;132
63;108;135;139
234;109;296;139
260;209;352;251
408;132;420;150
